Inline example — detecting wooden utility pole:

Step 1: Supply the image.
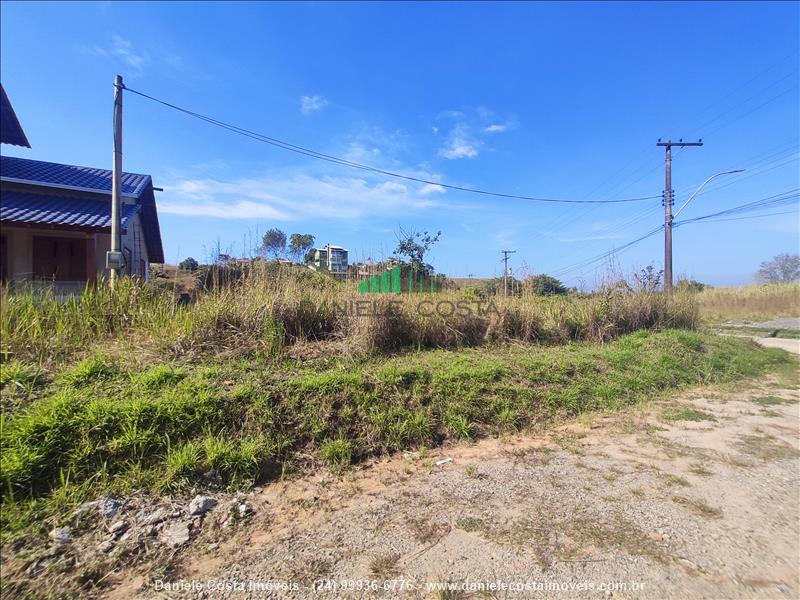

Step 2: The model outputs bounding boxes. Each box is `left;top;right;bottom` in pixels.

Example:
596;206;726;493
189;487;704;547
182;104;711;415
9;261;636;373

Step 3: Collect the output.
656;139;703;293
502;250;516;297
108;74;125;287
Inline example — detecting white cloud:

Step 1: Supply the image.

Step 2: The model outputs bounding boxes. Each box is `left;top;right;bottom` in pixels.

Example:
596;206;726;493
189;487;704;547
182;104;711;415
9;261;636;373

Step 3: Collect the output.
158;172;444;220
82;35;148;75
439;124;480;159
300;95;328;115
420;183;446;195
484;124;507;133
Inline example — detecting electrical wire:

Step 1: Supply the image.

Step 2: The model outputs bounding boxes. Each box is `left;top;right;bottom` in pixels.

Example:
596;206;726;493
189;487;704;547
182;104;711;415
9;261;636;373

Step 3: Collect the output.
674;189;800;226
122;85;659;205
677;209;798;225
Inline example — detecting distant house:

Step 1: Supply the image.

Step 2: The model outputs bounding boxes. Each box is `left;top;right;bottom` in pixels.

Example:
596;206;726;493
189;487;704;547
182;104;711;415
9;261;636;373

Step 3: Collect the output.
0;85;164;292
308;245;348;276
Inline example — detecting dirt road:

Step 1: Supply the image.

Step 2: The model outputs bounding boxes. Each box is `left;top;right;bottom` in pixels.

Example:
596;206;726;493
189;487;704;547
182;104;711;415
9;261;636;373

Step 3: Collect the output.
114;364;799;600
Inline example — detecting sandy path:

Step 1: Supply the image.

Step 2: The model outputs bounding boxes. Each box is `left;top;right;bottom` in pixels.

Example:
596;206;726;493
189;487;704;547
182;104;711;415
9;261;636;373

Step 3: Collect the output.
753;337;800;354
111;370;800;600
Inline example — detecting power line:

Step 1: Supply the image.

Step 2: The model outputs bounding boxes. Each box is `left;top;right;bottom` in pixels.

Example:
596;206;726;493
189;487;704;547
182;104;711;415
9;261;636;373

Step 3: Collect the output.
674;189;800;226
123;84;658;205
677;209;798;225
550;225;665;278
552;189;799;282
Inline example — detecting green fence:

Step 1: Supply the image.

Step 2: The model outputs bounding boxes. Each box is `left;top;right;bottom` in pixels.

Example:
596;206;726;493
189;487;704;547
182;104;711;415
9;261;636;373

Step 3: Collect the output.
358;265;436;294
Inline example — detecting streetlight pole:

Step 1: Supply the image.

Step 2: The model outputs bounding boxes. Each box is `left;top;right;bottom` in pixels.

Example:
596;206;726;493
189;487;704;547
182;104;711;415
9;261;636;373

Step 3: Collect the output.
672;169;745;220
667;168;745;289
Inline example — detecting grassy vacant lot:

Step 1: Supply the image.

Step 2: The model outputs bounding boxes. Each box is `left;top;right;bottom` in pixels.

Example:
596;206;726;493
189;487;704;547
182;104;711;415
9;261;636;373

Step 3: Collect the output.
0;270;796;547
697;283;800;321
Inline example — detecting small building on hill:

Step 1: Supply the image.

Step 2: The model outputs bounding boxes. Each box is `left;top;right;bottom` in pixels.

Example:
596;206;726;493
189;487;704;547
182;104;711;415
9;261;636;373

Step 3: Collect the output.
0;84;164;292
308;244;348;276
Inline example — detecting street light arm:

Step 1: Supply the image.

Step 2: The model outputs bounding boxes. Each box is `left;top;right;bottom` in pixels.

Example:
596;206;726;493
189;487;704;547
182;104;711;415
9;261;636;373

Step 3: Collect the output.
672;169;745;220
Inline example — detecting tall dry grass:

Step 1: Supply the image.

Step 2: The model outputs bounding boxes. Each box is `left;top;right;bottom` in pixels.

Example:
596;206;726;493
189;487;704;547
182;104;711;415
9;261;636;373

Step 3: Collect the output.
1;264;698;365
696;283;800;321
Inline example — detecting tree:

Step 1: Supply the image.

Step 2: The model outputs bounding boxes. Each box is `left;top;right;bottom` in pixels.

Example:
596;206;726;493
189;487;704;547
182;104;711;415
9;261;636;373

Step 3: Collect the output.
756;253;800;284
526;274;567;296
178;257;199;272
260;228;287;259
289;233;315;263
394;227;441;274
632;265;663;292
676;279;707;292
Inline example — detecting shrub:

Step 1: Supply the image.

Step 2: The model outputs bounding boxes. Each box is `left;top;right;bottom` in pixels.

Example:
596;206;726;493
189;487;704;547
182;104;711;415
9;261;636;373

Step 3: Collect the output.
320;438;353;467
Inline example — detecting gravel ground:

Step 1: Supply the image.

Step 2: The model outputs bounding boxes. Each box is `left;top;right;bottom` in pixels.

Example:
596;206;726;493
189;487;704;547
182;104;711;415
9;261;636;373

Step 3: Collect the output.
724;318;800;331
106;372;800;600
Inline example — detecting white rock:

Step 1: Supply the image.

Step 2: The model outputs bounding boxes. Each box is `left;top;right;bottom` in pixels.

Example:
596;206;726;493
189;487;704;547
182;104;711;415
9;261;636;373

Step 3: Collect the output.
98;497;122;519
162;521;192;548
109;520;129;536
141;507;170;526
49;526;72;544
188;495;217;516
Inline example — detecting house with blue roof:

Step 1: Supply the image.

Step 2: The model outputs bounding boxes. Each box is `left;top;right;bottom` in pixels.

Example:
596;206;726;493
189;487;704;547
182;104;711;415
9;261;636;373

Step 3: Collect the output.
0;84;164;291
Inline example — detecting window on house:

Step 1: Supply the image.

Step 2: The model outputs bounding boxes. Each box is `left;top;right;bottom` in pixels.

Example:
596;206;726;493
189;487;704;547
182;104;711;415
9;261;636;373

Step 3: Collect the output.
32;236;87;281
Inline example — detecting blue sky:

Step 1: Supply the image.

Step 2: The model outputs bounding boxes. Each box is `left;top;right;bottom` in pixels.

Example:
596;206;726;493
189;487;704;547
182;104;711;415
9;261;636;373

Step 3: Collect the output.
1;1;798;286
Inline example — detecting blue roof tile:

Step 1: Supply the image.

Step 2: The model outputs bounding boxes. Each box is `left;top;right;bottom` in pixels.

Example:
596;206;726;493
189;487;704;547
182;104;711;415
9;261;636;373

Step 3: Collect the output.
0;155;150;197
0;190;140;230
1;85;30;148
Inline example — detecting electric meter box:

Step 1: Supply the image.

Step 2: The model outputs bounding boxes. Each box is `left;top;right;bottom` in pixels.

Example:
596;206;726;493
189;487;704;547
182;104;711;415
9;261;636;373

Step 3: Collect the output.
106;250;125;270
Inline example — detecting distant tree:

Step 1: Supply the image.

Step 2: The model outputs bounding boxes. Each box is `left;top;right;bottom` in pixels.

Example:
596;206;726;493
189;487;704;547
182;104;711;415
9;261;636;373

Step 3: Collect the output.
676;278;708;292
289;233;315;263
756;253;800;284
261;228;287;259
632;265;663;292
394;227;441;274
178;257;199;272
526;274;567;296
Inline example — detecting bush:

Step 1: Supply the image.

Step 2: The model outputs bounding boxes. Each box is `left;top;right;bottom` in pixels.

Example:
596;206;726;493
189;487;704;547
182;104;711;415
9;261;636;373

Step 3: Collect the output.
526;274;567;296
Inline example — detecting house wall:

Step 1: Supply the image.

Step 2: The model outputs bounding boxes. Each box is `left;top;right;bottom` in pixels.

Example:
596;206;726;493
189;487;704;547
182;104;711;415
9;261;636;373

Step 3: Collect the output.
2;211;150;289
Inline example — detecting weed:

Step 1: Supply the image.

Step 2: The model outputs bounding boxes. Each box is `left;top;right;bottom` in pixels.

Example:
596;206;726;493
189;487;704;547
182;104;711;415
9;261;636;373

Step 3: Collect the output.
662;407;717;423
671;495;722;518
464;464;478;478
688;462;713;476
455;516;487;533
58;353;115;387
752;395;795;407
368;552;401;579
735;434;800;461
407;517;449;544
553;432;586;455
320;438;353;468
659;473;691;487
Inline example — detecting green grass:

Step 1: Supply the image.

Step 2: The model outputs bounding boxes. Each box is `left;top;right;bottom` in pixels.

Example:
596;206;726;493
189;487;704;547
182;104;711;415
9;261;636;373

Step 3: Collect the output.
752;395;796;407
662;407;718;423
0;330;793;548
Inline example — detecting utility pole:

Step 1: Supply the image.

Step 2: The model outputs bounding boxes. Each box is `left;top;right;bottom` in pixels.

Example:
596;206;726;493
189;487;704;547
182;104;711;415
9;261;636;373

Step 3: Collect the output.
502;250;516;297
656;139;703;293
107;74;125;287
